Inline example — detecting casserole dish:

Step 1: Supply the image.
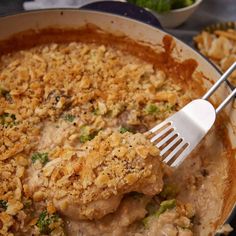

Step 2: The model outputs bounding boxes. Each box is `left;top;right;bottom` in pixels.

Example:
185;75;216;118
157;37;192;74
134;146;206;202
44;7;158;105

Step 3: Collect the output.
0;1;235;235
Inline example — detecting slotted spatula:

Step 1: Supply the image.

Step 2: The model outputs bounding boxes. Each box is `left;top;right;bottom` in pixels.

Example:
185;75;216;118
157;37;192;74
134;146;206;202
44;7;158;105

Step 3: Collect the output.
148;62;236;167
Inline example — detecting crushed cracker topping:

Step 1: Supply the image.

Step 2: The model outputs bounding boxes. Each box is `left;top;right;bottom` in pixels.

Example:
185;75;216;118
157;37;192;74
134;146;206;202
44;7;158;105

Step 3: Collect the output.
0;38;194;234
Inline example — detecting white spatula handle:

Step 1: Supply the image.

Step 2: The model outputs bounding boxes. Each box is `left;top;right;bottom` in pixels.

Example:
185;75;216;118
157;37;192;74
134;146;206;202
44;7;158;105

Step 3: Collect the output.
202;62;236;114
215;87;236;114
202;62;236;100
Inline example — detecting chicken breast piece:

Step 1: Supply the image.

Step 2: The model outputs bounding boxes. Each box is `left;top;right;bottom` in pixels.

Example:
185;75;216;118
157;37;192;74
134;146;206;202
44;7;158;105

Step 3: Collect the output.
32;130;165;220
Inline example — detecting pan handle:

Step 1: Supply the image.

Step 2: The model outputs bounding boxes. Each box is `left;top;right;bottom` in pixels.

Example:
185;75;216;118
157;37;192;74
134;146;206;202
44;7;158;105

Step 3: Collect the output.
80;1;162;29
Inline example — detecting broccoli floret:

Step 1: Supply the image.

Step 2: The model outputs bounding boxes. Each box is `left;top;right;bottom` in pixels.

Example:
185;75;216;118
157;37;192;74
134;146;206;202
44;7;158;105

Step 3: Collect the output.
79;134;93;143
31;152;49;165
145;104;160;114
0;113;16;128
128;0;195;13
184;0;195;6
79;132;98;143
142;199;176;227
155;0;172;12
119;127;129;134
128;0;172;13
63;114;75;122
92;108;100;115
159;184;179;198
119;126;131;134
0;87;12;101
172;0;195;9
36;211;59;234
79;125;98;143
0;200;7;211
155;199;176;217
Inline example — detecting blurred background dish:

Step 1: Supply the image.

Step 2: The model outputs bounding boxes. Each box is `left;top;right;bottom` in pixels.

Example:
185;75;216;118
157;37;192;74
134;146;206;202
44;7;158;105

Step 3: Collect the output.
126;0;202;28
194;22;236;86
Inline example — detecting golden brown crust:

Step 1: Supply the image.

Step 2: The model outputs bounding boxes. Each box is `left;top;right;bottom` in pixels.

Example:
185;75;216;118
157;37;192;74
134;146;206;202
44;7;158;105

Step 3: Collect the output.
31;130;164;220
0;28;199;234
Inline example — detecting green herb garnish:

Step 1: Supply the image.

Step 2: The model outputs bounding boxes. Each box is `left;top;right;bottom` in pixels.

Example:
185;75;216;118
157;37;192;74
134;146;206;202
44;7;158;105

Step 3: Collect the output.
0;200;7;211
63;114;75;122
145;104;159;114
31;152;49;165
0;113;16;128
36;211;59;234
